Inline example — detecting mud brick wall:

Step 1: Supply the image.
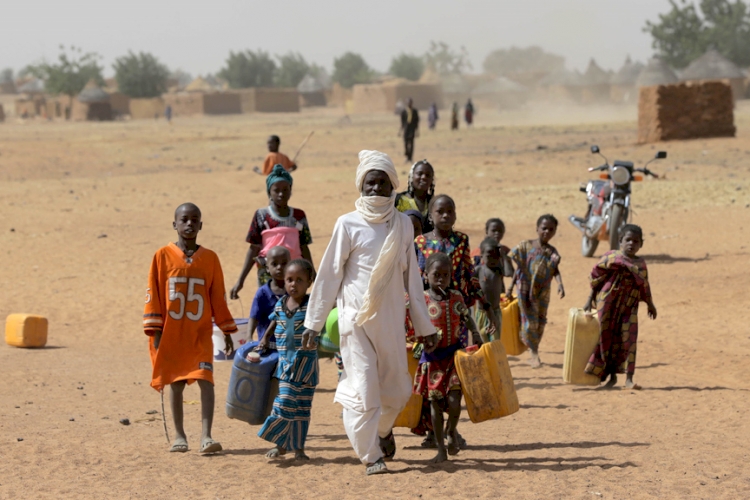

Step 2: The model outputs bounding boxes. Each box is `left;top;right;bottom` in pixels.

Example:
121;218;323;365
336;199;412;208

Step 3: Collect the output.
638;82;735;143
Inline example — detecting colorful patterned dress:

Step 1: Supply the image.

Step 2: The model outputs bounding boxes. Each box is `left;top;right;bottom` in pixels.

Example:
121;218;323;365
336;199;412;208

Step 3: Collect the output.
415;231;483;308
509;240;560;350
258;295;318;451
584;251;652;380
413;290;471;402
245;206;313;286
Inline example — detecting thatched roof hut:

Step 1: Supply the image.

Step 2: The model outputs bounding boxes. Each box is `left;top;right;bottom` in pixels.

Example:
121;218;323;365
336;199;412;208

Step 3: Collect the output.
637;58;678;87
611;56;645;103
17;78;45;95
185;76;215;93
537;68;584;102
72;80;112;121
680;49;745;100
297;74;326;107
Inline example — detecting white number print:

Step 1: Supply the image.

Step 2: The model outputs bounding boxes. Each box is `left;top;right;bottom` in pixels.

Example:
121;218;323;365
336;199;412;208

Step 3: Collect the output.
168;277;205;321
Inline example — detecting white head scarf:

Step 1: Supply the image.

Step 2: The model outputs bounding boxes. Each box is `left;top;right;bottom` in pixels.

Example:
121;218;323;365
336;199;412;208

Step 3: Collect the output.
353;150;405;326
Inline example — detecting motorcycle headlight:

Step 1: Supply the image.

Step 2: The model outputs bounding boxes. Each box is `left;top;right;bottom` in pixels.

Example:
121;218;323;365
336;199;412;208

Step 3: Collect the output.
611;166;631;186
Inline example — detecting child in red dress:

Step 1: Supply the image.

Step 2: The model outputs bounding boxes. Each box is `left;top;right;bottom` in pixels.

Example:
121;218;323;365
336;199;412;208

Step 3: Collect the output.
413;252;480;463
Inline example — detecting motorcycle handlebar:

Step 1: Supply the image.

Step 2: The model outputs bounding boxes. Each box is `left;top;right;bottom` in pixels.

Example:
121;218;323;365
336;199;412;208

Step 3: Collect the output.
636;167;659;178
587;164;608;172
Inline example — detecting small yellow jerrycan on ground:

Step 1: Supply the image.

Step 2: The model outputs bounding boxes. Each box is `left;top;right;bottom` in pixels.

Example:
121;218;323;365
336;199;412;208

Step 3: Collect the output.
455;340;519;423
499;295;527;356
393;344;422;428
5;314;48;348
562;308;601;386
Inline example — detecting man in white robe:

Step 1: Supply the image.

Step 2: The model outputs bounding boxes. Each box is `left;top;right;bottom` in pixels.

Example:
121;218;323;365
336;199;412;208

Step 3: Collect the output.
302;150;437;475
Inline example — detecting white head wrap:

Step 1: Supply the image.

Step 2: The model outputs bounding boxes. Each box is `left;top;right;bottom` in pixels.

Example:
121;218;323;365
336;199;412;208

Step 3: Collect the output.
353;150;405;326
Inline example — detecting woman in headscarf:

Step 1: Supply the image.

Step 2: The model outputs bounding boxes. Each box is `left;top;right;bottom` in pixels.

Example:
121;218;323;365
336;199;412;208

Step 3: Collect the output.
302;150;438;476
395;159;436;234
230;164;314;300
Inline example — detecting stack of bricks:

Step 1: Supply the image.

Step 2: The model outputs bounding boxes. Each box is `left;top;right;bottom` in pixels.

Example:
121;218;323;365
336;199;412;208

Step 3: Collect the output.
638;81;735;143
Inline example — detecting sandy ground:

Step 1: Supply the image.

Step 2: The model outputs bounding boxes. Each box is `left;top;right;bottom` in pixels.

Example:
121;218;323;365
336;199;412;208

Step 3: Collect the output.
1;103;749;499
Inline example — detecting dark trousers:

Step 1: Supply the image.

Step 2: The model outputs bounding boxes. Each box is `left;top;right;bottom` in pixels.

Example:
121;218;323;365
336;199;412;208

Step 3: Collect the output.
404;135;415;161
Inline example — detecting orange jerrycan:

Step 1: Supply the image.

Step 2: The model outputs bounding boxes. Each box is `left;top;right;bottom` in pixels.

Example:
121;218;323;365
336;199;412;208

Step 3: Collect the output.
393;344;422;428
562;308;601;386
5;314;48;348
500;296;526;356
455;340;519;423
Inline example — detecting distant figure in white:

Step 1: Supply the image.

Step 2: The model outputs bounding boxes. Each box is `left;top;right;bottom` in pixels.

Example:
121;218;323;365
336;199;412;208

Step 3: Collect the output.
301;150;438;475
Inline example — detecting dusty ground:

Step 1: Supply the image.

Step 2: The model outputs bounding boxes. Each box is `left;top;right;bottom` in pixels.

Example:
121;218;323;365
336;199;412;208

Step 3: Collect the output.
0;103;749;499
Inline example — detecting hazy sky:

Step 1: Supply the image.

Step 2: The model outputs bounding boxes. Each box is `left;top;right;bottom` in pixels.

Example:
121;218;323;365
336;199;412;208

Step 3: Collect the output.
3;0;673;77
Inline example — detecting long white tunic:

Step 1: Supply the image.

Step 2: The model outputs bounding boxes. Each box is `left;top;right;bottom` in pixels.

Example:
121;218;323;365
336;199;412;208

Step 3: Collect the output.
304;210;434;412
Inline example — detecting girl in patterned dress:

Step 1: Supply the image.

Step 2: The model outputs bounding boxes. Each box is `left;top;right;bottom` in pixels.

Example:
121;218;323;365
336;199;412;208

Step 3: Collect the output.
583;224;657;390
413;194;498;448
508;214;565;368
257;259;318;460
413;252;481;463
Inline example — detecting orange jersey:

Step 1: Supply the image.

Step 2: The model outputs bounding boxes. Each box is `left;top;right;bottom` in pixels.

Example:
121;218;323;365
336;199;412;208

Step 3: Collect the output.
144;243;237;391
262;152;295;175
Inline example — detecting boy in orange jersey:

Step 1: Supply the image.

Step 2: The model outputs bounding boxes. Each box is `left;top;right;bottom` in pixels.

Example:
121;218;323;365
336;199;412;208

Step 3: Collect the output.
144;202;237;454
253;135;297;175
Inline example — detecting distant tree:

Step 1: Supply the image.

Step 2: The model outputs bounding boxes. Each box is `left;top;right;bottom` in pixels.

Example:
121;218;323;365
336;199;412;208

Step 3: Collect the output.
25;45;103;97
389;53;425;81
0;68;13;84
170;69;193;89
218;50;276;88
332;52;374;88
275;52;309;88
112;51;170;98
483;46;565;76
423;41;472;76
645;0;750;68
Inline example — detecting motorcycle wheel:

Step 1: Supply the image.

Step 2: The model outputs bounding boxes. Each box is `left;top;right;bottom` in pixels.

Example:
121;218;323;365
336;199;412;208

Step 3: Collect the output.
581;236;599;257
609;204;624;250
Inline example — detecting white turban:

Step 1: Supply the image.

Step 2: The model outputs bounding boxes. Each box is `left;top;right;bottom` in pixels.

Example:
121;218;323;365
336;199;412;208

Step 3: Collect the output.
353;150;405;326
355;150;400;192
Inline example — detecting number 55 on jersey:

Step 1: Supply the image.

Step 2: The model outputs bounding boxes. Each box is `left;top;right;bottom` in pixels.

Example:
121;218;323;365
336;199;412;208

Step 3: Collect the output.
143;242;237;392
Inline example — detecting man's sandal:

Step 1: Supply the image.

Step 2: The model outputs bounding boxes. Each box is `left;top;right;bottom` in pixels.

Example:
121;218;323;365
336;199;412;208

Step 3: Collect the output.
366;458;388;475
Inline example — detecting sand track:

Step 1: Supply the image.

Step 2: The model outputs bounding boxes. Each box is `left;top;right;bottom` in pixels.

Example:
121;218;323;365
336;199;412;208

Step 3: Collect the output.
0;105;749;499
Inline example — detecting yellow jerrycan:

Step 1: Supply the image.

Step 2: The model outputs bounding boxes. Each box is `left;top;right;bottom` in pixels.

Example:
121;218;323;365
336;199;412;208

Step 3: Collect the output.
5;314;48;348
499;295;526;356
393;344;423;428
562;308;601;386
455;340;519;423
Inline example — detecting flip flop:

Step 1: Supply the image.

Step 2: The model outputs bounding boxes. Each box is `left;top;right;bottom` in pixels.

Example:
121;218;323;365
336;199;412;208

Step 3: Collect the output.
379;432;396;461
200;439;222;454
365;458;388;476
169;442;189;453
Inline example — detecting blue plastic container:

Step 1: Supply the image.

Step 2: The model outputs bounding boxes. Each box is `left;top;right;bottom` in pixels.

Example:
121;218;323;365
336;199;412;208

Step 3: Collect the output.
225;341;279;425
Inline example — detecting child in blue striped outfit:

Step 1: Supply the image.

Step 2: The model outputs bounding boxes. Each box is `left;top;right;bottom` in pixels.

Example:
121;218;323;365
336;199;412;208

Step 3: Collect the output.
257;259;318;460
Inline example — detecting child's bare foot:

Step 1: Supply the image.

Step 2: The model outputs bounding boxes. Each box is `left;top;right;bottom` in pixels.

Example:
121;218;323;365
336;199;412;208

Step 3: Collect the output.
169;436;188;453
294;449;310;461
625;377;642;390
604;374;618;388
446;433;460;456
528;350;542;368
430;449;449;463
266;446;287;459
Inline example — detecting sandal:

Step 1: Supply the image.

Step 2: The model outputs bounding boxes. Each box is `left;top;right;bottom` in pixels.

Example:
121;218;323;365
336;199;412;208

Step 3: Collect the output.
169;439;189;453
366;458;389;475
199;438;222;454
379;432;396;461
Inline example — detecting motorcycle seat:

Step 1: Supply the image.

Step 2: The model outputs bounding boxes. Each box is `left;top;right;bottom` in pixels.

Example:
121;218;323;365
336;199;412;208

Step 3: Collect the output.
613;160;633;168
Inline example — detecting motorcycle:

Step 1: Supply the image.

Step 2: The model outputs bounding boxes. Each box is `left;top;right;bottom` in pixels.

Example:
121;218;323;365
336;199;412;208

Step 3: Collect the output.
569;145;666;257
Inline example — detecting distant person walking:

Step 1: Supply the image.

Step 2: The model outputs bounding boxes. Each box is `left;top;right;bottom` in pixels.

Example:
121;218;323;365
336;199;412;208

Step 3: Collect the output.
165;105;172;124
254;135;297;175
451;102;459;131
427;103;439;130
399;98;419;163
464;99;474;127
